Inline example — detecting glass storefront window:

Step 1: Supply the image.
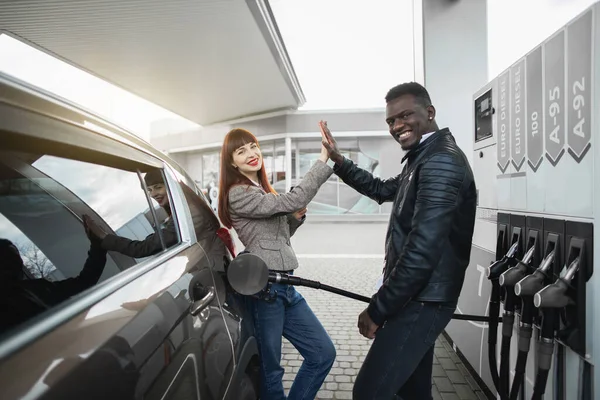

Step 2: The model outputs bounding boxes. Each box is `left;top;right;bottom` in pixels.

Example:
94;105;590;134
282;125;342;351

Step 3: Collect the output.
261;142;274;184
295;137;384;215
273;140;286;188
183;135;390;216
202;152;220;190
201;152;220;212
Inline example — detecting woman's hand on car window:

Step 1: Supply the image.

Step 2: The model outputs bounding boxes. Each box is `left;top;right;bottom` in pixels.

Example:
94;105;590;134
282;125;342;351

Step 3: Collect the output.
83;214;107;240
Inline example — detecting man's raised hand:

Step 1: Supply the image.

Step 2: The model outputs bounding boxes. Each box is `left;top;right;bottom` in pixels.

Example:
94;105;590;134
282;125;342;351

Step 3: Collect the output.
319;120;343;165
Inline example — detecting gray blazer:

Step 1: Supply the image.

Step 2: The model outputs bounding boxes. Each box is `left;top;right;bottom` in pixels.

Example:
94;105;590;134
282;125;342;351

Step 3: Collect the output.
229;160;333;271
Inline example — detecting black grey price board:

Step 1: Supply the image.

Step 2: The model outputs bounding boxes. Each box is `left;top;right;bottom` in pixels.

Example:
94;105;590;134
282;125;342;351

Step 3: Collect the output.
566;9;592;163
543;30;566;166
510;59;526;171
526;46;543;172
496;70;511;173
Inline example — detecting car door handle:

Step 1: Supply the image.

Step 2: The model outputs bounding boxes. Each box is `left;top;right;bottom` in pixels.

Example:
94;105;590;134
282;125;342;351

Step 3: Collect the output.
190;285;216;316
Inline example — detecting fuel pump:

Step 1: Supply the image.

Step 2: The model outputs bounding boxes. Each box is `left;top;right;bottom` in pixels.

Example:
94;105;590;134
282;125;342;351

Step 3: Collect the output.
533;257;579;308
514;232;560;400
495;227;523;400
532;232;592;400
486;239;519;398
499;230;540;400
465;4;597;398
528;258;575;400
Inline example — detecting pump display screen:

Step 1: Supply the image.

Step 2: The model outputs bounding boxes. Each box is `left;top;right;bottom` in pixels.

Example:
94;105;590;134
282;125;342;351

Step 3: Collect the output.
480;98;489;112
475;89;493;142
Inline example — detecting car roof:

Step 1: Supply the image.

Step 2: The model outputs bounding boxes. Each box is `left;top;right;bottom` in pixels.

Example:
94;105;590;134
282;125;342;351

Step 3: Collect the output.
0;71;193;181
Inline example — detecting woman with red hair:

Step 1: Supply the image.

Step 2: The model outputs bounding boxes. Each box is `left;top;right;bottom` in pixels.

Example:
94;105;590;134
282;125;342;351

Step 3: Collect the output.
218;127;335;400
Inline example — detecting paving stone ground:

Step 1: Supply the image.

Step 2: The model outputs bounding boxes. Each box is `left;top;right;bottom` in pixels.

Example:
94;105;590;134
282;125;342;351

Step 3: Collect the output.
280;257;490;400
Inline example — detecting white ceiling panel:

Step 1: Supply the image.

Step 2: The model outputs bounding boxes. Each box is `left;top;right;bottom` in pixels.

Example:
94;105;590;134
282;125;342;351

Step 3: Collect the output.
0;0;305;125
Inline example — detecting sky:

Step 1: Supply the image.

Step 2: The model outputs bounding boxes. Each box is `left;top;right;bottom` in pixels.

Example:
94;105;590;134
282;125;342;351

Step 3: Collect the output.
269;0;414;110
0;0;597;140
487;0;597;78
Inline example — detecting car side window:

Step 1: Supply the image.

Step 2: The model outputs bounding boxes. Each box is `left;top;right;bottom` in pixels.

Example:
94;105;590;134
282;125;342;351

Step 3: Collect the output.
33;155;180;261
34;155;157;243
176;174;228;267
0;148;178;337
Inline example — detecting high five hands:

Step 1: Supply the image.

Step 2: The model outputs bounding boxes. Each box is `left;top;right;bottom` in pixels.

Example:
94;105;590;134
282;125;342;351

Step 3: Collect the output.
318;120;343;165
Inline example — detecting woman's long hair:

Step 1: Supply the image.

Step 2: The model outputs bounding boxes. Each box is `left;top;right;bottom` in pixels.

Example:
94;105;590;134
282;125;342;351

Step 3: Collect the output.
218;128;276;228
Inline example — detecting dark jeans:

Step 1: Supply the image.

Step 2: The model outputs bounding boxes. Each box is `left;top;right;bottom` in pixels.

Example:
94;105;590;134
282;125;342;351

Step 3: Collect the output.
247;282;336;400
353;301;456;400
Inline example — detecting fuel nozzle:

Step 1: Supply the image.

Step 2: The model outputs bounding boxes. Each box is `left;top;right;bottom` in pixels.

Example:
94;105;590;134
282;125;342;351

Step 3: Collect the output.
533;257;579;309
499;244;536;287
488;241;520;280
514;250;555;297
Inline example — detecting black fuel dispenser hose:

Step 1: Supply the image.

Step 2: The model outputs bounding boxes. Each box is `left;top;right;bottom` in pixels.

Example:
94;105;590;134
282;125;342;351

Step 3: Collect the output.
509;298;534;400
531;369;550;400
499;291;516;399
487;282;501;395
486;241;520;399
555;345;565;400
228;251;513;398
531;310;556;400
510;352;528;400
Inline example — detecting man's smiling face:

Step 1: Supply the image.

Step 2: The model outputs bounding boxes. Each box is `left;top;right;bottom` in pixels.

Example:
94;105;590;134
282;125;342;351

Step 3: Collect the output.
385;94;435;151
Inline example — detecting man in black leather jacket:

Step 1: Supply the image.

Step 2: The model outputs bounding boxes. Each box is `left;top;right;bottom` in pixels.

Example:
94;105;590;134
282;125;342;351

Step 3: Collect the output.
321;82;477;399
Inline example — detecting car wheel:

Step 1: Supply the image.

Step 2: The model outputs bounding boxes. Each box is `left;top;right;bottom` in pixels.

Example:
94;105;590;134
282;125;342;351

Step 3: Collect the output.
238;373;258;400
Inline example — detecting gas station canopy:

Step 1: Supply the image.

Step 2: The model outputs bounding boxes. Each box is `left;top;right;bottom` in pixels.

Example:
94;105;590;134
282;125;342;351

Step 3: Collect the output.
0;0;305;125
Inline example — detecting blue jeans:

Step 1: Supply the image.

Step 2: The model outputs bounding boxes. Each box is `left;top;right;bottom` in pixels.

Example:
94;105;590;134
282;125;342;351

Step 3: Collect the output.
353;301;456;400
247;282;336;400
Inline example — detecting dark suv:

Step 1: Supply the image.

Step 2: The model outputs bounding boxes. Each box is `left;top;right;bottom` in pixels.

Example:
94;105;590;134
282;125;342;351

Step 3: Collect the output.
0;72;259;400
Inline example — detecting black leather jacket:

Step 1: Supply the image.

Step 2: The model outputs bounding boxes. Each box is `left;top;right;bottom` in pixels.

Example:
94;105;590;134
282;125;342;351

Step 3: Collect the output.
334;128;477;326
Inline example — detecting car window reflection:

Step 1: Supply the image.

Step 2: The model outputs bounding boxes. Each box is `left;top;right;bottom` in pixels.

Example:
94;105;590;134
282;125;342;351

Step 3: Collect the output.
0;151;175;336
34;156;153;241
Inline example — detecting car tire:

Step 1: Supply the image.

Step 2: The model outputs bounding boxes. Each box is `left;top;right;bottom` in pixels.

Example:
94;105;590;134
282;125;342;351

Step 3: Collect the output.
238;373;258;400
